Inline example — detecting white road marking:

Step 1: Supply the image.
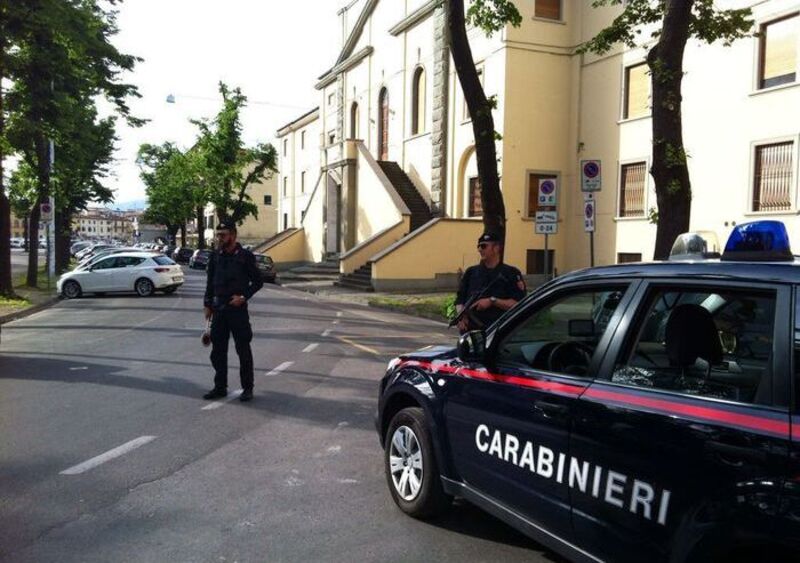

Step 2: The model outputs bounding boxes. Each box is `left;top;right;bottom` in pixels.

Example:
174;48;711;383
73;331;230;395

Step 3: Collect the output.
321;329;332;337
201;389;243;410
264;361;294;377
69;366;88;371
60;436;157;475
302;343;319;353
336;312;343;317
332;320;340;325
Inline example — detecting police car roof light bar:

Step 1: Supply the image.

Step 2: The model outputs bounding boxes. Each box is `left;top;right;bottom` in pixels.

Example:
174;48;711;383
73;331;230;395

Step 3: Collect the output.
720;220;794;262
668;231;721;262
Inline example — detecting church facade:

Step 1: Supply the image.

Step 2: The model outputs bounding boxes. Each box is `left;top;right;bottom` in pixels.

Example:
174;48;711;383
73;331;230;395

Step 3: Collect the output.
271;0;800;290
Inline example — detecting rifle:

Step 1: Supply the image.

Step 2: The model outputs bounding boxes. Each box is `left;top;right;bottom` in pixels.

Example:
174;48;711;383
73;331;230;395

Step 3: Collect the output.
449;272;507;328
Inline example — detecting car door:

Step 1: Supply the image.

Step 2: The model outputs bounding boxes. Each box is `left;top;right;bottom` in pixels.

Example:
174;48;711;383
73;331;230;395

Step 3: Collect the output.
442;281;637;538
116;256;147;291
570;280;792;562
83;256;120;292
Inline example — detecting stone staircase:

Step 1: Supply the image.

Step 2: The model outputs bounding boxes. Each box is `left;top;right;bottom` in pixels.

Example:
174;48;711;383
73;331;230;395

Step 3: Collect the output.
278;256;340;285
336;161;432;291
377;161;432;231
335;261;374;292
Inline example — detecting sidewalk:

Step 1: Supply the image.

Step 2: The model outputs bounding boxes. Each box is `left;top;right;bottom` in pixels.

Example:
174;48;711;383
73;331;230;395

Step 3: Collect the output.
278;280;453;324
0;271;60;325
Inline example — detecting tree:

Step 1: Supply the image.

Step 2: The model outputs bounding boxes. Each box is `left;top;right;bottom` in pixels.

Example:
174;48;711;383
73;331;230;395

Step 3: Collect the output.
192;83;277;226
137;143;196;245
4;0;141;287
579;0;752;259
447;0;521;243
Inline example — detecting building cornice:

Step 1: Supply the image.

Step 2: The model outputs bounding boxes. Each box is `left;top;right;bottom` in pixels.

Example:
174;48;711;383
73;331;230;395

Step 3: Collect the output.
276;107;320;138
315;46;374;90
389;0;438;36
335;0;379;65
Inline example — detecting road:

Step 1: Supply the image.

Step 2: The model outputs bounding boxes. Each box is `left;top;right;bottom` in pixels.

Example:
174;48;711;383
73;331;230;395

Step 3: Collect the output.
10;248;45;279
0;267;555;562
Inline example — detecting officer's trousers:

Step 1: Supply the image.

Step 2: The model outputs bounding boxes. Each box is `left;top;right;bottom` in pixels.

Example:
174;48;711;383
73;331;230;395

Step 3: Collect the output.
210;306;254;391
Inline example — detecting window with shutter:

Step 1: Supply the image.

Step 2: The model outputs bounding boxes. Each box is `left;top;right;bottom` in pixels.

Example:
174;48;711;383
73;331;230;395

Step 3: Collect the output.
753;141;794;212
619;162;647;218
623;63;649;119
535;0;561;20
759;14;798;89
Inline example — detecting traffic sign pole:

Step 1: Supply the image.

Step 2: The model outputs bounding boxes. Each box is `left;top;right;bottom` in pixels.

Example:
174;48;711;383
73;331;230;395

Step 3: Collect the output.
544;234;550;282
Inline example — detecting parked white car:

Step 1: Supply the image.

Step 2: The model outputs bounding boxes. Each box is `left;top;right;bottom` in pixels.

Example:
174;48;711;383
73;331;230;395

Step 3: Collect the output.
57;252;184;298
10;238;24;249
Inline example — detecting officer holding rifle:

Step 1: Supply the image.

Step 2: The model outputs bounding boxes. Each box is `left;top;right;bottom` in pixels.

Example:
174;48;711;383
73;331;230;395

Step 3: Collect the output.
452;232;526;333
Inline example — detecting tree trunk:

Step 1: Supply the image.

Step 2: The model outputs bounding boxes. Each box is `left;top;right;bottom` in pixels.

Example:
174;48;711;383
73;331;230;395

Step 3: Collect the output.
26;195;42;287
180;223;186;247
648;0;694;260
447;0;506;242
0;50;13;298
55;208;71;274
196;206;206;249
27;133;51;287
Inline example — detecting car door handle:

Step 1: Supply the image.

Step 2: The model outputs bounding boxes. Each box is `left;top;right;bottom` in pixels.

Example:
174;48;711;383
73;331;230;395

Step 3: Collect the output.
533;400;570;419
706;440;767;466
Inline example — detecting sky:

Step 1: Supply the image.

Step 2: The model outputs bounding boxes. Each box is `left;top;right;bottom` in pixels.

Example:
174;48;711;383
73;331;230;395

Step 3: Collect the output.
107;0;342;206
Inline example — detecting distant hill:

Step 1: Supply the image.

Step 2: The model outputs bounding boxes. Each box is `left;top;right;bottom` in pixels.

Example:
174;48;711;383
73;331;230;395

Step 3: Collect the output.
109;198;147;211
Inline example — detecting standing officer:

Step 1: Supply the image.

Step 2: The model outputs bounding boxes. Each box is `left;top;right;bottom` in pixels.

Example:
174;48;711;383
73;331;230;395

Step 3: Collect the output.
455;232;526;333
203;221;264;402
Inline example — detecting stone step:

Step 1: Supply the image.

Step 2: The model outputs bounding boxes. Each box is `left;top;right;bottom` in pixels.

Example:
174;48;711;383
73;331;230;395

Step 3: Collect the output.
334;278;374;292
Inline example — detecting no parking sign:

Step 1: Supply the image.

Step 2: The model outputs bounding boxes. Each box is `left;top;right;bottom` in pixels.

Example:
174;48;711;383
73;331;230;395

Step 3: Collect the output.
581;160;602;193
584;198;595;233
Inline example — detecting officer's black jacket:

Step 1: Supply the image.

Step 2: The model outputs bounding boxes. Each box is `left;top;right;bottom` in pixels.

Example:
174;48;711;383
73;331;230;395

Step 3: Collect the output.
456;262;526;327
203;243;264;308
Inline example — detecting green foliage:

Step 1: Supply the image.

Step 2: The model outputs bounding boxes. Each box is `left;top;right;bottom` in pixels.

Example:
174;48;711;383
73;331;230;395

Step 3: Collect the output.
137;143;196;233
191;82;278;225
466;0;522;34
578;0;754;55
443;294;457;321
648;206;659;225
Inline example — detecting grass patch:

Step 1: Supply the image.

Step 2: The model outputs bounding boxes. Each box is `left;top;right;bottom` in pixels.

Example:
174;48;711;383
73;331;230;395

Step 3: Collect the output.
368;294;456;323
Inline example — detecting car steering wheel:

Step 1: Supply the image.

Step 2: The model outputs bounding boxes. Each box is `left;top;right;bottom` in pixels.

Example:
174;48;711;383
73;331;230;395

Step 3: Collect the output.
547;341;593;376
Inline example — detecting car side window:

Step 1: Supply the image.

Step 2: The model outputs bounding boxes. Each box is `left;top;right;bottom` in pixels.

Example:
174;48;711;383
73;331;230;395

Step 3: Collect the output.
613;288;777;405
495;286;628;377
119;257;145;267
93;257;119;270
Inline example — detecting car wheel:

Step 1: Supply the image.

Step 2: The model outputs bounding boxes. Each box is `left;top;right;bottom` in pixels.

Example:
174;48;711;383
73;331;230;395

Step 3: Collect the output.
384;407;451;519
163;287;177;295
62;280;82;299
135;277;155;297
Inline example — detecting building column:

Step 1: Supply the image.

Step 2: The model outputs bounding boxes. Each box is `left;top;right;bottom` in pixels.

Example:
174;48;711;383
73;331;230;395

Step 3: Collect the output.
430;1;450;217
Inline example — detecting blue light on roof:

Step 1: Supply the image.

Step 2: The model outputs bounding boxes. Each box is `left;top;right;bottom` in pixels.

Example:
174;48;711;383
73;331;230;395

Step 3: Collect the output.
721;220;793;262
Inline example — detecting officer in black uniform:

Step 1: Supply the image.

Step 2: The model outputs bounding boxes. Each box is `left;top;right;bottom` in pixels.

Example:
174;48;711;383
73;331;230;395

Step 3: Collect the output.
202;222;264;402
455;232;526;333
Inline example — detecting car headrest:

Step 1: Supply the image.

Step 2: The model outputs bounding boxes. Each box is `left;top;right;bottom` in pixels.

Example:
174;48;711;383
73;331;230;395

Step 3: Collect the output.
665;303;723;367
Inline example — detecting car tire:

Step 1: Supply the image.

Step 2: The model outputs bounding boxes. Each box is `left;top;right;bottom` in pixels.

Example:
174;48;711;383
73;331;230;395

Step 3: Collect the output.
163;287;177;295
384;407;451;519
62;280;82;299
134;277;155;297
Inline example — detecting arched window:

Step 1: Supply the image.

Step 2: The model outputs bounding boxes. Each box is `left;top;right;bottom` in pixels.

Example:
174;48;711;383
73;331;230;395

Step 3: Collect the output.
350;102;359;139
411;67;426;135
378;88;389;160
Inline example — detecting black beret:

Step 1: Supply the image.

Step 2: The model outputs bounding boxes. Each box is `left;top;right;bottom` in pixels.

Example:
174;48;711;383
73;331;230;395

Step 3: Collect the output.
478;232;500;244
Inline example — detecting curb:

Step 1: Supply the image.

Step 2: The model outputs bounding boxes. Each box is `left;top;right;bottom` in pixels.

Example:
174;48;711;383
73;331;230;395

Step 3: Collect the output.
0;296;61;326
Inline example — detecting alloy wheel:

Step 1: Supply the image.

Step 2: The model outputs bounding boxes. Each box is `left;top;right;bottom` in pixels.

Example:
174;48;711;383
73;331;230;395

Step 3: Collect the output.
389;425;424;501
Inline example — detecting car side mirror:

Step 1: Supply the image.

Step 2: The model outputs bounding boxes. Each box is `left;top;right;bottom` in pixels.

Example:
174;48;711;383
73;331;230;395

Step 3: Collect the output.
568;319;595;338
457;330;487;363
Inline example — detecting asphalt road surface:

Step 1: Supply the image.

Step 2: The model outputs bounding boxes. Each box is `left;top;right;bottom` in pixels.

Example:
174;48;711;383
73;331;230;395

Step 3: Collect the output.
0;267;559;562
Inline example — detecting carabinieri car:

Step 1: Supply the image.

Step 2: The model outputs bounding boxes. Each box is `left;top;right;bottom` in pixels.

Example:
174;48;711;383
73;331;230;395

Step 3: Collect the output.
376;221;800;563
